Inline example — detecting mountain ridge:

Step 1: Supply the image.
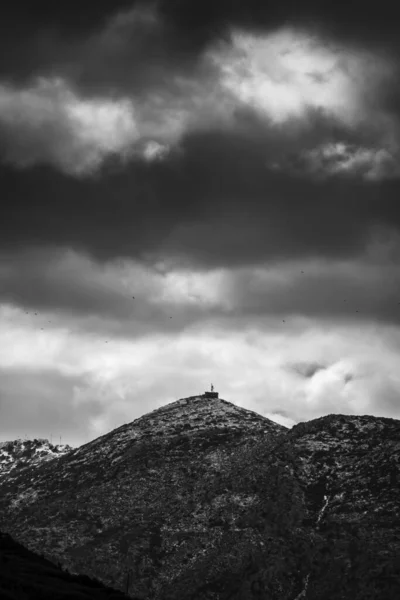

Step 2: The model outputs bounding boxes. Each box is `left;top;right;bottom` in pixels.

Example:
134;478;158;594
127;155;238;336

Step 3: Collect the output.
0;437;73;480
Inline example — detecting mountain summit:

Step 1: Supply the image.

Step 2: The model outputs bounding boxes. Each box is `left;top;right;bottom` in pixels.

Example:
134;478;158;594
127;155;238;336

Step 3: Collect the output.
1;395;399;600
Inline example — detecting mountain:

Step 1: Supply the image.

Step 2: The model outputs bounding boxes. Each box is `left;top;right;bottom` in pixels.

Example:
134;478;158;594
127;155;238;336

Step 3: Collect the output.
287;414;400;598
0;438;73;479
0;393;399;600
0;529;131;599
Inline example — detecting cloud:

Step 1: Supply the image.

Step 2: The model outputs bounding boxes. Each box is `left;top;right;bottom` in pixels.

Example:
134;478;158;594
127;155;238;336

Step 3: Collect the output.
210;28;354;125
263;411;297;428
0;56;228;176
0;77;139;175
69;3;190;94
3;1;400;108
219;255;400;325
0;366;101;447
271;142;400;181
0;3;234;175
0;248;227;337
2;243;400;344
2;14;399;180
208;26;397;127
286;361;327;378
1;125;400;269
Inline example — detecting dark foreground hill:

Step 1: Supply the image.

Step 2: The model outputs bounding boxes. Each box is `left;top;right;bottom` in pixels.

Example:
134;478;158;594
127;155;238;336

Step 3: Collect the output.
1;394;400;599
0;530;131;600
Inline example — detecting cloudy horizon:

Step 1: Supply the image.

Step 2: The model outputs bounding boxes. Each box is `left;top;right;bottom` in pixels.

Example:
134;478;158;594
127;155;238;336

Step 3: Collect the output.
1;0;400;447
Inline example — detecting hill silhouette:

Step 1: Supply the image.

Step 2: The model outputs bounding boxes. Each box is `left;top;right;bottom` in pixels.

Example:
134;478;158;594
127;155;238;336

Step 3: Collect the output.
0;530;132;600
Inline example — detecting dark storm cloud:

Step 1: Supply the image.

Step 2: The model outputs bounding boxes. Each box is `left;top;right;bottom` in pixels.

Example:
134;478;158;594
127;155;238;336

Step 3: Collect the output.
0;1;135;83
0;246;214;340
1;243;400;337
157;0;400;46
3;0;400;180
62;4;212;98
0;2;214;94
1;123;400;269
0;247;226;340
0;247;130;317
2;0;400;95
225;257;400;325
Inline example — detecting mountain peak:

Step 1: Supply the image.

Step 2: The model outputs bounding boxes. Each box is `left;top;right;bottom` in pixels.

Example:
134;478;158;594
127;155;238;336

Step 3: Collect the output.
73;394;288;467
103;393;287;446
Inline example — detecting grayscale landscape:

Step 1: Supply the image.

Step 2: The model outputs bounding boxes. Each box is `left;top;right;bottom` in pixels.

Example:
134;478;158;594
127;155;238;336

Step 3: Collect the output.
1;0;400;598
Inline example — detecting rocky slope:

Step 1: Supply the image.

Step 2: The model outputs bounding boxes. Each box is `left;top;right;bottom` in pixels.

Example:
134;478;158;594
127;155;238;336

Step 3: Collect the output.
0;394;399;600
288;414;400;598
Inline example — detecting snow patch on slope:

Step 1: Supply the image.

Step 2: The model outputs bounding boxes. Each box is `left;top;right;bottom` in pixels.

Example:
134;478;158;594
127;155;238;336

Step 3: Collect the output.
0;438;73;481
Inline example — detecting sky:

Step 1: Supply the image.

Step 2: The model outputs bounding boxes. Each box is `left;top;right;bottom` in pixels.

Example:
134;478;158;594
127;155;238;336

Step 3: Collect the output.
1;0;400;447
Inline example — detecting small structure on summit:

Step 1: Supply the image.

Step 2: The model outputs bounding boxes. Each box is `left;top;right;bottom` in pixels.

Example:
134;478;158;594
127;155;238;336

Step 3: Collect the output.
203;383;218;399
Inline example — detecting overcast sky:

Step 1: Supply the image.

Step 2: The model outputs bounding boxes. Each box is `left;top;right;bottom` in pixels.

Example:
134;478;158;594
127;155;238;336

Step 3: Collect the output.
1;0;400;447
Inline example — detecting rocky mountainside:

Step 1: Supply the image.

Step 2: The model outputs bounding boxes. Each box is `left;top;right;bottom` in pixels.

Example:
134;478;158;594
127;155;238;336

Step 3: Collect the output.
287;414;400;598
0;438;73;479
0;394;399;600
